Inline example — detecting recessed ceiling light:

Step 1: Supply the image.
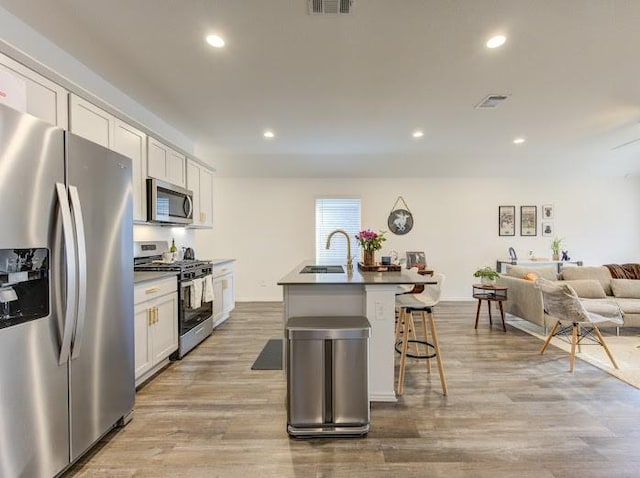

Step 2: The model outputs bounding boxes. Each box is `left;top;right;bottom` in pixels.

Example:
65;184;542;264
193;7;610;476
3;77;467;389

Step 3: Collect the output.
486;35;506;49
263;130;275;139
206;34;225;48
412;130;424;138
513;137;525;144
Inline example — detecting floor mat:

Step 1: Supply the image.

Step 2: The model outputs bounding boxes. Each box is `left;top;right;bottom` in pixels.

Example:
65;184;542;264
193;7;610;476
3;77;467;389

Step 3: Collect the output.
251;339;283;370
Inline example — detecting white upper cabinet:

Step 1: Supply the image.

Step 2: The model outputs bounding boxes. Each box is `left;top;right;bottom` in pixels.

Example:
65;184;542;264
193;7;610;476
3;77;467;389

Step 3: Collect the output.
69;94;115;148
0;52;68;128
114;119;147;222
147;137;186;187
186;159;214;228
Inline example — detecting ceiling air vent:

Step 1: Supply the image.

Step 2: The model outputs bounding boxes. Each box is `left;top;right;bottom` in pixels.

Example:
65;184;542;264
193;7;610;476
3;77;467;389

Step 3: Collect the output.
475;94;510;109
308;0;355;14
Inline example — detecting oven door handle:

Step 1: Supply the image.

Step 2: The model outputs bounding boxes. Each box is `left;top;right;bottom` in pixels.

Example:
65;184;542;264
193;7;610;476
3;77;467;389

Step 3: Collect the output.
181;280;193;288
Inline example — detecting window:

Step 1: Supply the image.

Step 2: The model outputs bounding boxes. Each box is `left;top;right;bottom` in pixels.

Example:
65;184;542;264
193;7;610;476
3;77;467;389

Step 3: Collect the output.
315;198;361;265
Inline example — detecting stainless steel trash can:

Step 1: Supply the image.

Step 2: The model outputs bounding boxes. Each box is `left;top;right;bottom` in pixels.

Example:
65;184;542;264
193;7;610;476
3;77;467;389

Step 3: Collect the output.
286;316;371;438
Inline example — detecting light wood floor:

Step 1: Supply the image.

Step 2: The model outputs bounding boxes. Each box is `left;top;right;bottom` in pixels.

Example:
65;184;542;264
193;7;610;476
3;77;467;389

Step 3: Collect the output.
65;301;640;478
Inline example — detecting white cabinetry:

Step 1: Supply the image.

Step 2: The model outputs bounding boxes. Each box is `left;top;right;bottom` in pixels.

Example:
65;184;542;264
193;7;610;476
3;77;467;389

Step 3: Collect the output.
212;261;235;328
186;159;214;228
69;94;115;148
148;137;186;187
114;120;147;222
0;52;68;128
69;94;148;222
134;276;178;387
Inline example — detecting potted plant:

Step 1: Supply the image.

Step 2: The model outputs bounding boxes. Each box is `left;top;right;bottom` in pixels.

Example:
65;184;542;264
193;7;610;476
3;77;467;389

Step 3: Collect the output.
551;237;564;261
355;229;386;265
473;266;500;285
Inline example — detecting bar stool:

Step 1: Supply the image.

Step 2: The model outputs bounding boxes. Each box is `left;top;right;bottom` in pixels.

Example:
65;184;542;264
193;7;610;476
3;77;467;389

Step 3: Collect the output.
395;273;447;396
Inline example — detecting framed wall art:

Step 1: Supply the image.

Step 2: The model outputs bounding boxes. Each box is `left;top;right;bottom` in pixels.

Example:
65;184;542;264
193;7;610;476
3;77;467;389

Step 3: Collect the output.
542;222;553;237
542;204;554;220
406;251;426;269
498;206;516;236
520;205;537;236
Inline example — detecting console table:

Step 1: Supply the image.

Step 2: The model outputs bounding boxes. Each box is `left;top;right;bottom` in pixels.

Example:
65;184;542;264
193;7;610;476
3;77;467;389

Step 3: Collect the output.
496;259;583;274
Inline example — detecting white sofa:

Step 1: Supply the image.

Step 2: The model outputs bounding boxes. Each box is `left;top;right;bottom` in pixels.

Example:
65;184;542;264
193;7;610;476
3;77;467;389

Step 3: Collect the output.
496;265;640;328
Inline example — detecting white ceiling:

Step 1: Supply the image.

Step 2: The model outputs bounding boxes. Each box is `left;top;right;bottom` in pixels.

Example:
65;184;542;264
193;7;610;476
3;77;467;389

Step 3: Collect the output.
2;0;639;178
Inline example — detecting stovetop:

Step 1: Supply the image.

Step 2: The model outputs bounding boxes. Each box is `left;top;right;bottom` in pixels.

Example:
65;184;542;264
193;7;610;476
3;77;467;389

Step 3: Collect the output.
134;259;212;272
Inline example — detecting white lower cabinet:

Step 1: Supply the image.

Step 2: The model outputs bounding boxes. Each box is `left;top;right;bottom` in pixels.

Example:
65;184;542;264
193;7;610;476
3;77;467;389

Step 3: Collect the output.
134;276;178;387
212;262;235;328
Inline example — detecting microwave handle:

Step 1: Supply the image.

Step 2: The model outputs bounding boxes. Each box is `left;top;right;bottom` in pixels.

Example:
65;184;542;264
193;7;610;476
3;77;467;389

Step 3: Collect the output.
184;195;193;219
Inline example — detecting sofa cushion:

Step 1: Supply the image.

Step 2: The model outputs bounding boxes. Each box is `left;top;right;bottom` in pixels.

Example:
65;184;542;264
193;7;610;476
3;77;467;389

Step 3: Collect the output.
505;265;557;281
523;272;539;281
562;280;607;299
560;266;613;296
611;298;640;314
610;279;640;299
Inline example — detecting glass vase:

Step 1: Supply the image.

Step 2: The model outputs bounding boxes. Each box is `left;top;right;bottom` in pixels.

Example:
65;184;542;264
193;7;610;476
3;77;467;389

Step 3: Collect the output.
363;250;375;266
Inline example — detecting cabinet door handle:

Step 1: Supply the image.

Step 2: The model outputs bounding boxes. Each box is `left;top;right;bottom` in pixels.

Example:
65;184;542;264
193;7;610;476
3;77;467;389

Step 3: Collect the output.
154;307;158;324
146;287;160;294
148;309;153;326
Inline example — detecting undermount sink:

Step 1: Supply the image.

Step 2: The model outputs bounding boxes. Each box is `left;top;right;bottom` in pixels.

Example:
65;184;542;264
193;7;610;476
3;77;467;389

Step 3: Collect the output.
300;265;344;274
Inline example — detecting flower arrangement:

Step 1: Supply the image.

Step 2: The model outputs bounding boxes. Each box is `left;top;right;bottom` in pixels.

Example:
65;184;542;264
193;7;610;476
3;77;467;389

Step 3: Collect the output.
355;229;386;251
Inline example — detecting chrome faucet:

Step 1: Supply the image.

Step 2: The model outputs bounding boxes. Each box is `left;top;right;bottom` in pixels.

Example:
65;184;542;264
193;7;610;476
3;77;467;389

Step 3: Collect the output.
326;229;353;272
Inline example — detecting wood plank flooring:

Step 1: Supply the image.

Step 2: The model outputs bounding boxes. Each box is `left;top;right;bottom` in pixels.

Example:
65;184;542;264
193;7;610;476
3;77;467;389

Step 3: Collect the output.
64;301;640;478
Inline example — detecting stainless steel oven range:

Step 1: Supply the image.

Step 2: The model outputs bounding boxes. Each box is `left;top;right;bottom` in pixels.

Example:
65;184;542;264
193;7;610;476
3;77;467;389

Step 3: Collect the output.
134;241;213;358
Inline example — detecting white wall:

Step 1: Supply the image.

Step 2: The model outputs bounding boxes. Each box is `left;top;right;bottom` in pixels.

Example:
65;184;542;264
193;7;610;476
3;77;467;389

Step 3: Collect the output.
196;177;640;301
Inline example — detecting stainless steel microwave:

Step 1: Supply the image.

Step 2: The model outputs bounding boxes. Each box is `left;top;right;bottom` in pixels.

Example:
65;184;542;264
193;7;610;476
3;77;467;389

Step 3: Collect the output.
147;178;194;225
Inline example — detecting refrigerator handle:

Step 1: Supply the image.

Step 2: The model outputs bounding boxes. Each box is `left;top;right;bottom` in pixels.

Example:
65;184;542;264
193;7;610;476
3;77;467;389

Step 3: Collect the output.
56;183;77;365
69;185;88;360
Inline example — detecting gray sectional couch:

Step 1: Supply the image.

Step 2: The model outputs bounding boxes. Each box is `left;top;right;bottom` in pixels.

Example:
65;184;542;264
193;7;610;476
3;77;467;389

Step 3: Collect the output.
496;265;640;328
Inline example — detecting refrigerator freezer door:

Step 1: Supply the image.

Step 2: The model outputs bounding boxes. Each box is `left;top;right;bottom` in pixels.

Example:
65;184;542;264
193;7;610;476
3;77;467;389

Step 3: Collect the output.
66;133;135;461
0;104;70;477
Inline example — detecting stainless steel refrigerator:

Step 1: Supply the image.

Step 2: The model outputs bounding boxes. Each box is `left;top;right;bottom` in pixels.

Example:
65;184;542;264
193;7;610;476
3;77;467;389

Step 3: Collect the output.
0;104;135;478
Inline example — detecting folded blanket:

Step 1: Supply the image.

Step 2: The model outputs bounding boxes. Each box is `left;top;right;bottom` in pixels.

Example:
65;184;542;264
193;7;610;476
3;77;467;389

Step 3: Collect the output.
604;263;640;280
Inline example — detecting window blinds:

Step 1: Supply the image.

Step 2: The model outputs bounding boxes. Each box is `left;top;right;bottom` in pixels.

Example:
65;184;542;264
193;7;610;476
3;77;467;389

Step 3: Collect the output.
315;198;361;265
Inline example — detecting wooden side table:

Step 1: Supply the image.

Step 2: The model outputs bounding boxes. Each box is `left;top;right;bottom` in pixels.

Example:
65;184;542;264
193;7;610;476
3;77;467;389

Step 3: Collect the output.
473;284;508;332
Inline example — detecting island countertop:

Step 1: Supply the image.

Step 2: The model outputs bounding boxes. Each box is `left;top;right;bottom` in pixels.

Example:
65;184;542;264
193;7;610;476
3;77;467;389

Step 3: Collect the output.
278;261;435;285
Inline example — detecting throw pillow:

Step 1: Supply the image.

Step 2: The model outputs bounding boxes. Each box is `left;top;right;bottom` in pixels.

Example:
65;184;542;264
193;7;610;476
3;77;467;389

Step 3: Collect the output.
523;272;539;281
561;266;613;296
610;278;640;299
562;280;607;299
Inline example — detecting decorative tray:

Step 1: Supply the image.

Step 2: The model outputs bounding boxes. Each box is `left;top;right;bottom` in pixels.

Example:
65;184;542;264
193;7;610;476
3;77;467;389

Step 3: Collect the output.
358;262;402;272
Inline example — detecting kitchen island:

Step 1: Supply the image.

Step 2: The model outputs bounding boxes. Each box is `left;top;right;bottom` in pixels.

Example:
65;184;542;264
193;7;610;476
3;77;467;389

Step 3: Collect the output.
278;261;435;402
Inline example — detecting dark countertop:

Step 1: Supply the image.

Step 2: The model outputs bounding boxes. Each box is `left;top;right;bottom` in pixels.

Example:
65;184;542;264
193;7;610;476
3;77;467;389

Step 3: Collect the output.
134;271;179;284
278;261;436;285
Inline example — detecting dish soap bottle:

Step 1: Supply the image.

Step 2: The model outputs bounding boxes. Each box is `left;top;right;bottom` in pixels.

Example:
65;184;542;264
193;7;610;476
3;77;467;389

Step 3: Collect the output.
170;238;177;261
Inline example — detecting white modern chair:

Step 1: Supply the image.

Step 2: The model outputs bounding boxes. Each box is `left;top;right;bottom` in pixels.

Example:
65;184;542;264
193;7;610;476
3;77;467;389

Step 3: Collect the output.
536;278;624;372
395;273;447;396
